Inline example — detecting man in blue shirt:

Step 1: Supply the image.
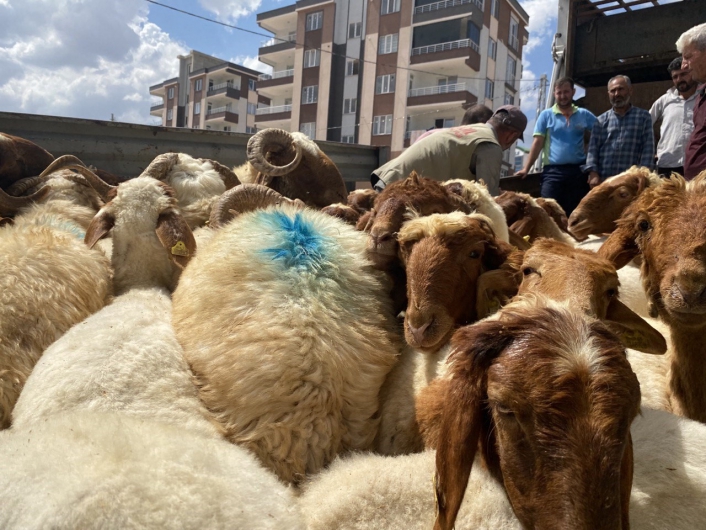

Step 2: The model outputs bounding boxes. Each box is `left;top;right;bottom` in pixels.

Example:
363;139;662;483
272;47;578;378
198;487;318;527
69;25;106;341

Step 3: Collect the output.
516;77;597;215
586;75;655;185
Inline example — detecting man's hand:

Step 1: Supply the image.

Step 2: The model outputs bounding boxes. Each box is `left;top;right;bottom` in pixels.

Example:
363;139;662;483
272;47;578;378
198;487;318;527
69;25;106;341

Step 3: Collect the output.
514;168;529;179
588;171;601;188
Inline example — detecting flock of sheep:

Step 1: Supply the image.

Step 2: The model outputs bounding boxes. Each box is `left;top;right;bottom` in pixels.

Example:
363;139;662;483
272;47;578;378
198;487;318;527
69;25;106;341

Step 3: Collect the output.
0;128;705;530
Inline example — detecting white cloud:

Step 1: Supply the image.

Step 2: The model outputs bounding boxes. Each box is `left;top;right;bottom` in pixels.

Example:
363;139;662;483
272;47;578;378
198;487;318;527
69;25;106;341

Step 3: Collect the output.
198;0;261;25
0;0;187;124
518;0;558;53
232;55;272;74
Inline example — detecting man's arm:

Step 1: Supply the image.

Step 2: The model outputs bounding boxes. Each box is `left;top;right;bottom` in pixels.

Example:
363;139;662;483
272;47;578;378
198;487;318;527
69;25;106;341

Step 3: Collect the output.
474;142;503;196
649;95;664;125
639;112;656;169
514;135;544;178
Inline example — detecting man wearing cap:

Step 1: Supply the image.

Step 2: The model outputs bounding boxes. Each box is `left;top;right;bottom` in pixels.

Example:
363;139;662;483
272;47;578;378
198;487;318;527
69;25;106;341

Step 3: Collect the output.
370;105;527;197
515;77;597;216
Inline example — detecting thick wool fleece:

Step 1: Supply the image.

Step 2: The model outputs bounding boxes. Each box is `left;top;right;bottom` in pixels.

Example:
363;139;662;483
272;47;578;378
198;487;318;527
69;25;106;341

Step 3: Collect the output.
0;412;304;530
12;289;220;438
0;220;111;429
173;204;401;483
302;408;706;530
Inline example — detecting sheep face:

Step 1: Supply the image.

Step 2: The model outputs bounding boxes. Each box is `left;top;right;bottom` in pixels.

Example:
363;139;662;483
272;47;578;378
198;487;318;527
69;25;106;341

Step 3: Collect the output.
398;213;510;351
568;167;655;241
420;303;640;530
600;174;706;328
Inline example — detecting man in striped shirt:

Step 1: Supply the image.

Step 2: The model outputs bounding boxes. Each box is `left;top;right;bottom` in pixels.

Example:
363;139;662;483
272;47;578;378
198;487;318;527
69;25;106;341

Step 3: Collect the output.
586;75;655;186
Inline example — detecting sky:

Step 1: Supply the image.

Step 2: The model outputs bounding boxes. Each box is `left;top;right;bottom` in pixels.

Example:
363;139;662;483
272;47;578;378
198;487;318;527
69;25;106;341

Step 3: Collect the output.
0;0;560;145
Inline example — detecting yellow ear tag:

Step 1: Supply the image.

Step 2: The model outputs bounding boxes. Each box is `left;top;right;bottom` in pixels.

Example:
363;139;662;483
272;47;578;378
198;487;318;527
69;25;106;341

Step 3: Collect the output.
522;235;530;242
171;241;189;257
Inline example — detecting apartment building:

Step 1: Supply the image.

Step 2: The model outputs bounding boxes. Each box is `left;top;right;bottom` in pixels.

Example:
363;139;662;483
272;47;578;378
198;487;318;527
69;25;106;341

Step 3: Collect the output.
256;0;529;170
149;50;269;133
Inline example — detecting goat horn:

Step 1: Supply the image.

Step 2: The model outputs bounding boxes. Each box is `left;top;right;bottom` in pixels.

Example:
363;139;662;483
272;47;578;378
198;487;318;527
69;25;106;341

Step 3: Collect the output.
6;176;51;197
63;165;115;200
139;153;180;181
0;186;50;217
38;154;87;177
247;128;303;177
199;158;241;190
209;183;294;229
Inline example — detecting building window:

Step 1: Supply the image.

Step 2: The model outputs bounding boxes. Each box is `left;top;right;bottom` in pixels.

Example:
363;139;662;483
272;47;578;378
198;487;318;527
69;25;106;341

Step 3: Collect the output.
195;79;202;92
488;37;497;60
185;116;188;127
485;79;494;100
343;98;357;114
506;55;517;86
491;0;499;18
306;11;323;31
467;22;480;47
504;93;515;105
247;102;257;115
346;59;359;76
375;74;396;94
300;122;316;138
167;108;173;120
341;135;355;143
302;85;318;104
435;118;455;128
194;102;201;115
246;126;257;134
167;87;174;99
248;79;256;91
509;16;520;51
372;115;393;136
381;0;400;15
378;34;398;54
348;22;361;38
303;48;321;68
223;126;231;132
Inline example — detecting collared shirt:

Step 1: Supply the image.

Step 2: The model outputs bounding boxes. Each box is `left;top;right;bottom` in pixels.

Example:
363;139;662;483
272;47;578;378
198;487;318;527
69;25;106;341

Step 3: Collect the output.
684;84;706;180
650;87;697;168
534;104;597;165
586;105;655;179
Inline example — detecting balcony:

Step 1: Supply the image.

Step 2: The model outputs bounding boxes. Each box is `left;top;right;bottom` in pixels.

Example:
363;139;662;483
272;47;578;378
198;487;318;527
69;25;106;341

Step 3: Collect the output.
508;34;520;52
412;38;478;56
414;0;482;15
258;69;294;81
206;82;240;99
255;104;292;125
407;82;477;109
410;38;481;68
150;103;164;116
413;0;484;25
258;69;295;91
206;105;239;124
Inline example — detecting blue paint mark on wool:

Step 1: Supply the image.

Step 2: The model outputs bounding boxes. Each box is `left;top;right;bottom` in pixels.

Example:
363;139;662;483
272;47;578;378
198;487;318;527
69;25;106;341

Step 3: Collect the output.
259;210;329;271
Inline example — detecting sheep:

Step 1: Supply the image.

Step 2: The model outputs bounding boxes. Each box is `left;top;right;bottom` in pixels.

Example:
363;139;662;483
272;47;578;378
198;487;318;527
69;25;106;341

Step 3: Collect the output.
233;128;347;208
536;196;570;233
320;203;362;225
442;178;510;243
0;132;54;189
599;172;706;423
346;188;377;213
416;295;641;530
10;177;215;437
299;407;706;530
568;165;660;241
171;184;400;484
375;212;519;455
495;190;574;245
0;411;305;530
0;168;112;428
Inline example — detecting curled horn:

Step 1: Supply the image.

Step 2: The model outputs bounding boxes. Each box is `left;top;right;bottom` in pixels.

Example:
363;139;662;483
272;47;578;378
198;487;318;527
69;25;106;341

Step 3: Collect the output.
199;158;241;189
209;184;296;229
139;153;180;181
38;154;87;177
246;128;303;177
0;186;50;217
63;165;116;200
6;176;51;197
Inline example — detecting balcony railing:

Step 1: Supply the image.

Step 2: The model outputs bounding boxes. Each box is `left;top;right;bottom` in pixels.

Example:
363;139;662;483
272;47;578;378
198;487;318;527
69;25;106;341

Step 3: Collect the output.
261;34;296;47
409;82;467;97
258;69;295;81
208;82;238;93
411;38;479;56
414;0;482;15
207;105;232;115
255;104;293;115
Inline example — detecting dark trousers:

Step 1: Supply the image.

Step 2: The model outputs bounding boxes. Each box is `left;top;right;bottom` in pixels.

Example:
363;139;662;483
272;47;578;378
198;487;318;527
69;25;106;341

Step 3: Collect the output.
540;164;589;217
657;166;683;178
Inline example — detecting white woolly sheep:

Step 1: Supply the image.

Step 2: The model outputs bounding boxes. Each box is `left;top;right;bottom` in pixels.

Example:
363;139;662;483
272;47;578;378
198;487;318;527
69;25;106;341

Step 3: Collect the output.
0;411;304;530
442;178;510;243
172;184;401;484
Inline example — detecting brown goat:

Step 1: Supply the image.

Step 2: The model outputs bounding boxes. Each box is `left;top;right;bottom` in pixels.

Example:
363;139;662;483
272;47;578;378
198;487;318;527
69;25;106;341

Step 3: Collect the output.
568;166;659;241
599;173;706;422
0;133;55;189
320;203;361;226
536;197;570;233
347;188;377;213
496;190;573;245
417;297;640;530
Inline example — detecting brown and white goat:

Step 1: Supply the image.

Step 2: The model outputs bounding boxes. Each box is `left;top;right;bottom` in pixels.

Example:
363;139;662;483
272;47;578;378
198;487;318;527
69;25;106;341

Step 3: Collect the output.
495;191;574;245
417;297;641;530
599;173;706;422
568;166;660;241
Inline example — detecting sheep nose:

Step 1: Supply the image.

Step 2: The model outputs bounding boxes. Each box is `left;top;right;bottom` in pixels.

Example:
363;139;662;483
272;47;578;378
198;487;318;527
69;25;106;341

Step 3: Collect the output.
672;276;706;306
370;228;393;247
568;212;583;228
407;318;433;345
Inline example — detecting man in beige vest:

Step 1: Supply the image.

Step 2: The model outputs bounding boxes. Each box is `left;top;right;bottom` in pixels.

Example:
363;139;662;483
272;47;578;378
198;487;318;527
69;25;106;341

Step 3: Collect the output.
370;105;527;196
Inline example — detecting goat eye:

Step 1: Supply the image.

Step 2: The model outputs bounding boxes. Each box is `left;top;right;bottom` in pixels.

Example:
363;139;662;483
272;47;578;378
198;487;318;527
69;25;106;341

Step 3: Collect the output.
638;219;651;232
606;288;617;298
522;267;536;276
469;250;481;259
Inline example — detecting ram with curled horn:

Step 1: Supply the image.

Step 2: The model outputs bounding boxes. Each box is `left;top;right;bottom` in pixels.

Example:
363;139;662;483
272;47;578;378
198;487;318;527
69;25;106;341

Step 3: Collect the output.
0;133;55;189
234;128;347;208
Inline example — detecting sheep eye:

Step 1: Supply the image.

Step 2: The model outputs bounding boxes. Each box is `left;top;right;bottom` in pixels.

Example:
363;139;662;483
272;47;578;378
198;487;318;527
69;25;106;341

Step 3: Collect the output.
522;267;536;276
606;288;617;298
638;219;651;232
469;250;481;259
494;405;515;418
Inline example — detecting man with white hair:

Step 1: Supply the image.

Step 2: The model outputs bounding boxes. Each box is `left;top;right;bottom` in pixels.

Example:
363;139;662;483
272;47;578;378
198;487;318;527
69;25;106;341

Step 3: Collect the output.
585;75;655;186
677;22;706;180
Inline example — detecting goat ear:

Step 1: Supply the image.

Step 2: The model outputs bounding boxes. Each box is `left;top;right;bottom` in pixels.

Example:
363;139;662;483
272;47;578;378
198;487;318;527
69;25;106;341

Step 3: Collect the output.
510;212;536;240
508;229;531;250
620;433;634;530
429;322;514;530
598;222;639;269
476;268;520;318
84;211;114;249
155;209;197;269
604;297;667;354
635;173;649;195
356;210;374;232
398;237;418;265
482;238;513;271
